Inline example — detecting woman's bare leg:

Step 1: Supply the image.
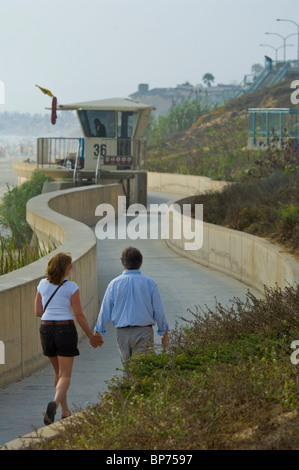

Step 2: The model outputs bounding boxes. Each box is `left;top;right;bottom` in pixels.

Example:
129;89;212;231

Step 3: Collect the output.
48;355;74;418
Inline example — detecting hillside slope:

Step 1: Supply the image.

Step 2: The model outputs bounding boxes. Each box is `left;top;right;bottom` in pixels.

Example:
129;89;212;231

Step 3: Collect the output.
147;76;298;181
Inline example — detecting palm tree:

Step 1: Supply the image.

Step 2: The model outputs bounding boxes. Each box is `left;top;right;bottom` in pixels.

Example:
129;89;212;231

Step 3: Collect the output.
202;73;215;87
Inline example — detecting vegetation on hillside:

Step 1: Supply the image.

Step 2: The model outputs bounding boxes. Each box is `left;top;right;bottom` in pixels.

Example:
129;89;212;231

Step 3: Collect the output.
146;77;298;181
189;147;299;257
148;98;213;148
147;112;251;180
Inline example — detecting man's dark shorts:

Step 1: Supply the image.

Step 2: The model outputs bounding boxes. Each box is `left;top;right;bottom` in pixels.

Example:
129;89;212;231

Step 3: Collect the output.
40;323;80;357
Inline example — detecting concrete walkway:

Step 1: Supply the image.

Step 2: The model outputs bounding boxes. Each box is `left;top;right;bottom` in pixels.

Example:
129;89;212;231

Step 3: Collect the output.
0;192;258;447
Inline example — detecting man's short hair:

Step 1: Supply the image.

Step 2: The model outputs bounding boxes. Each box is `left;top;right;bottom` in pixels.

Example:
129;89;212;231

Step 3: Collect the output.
121;247;143;270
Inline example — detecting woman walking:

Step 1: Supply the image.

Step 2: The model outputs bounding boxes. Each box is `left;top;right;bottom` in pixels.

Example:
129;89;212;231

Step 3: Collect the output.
35;252;103;425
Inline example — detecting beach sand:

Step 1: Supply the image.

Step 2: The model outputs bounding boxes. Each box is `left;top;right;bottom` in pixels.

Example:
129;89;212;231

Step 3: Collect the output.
0;156;20;199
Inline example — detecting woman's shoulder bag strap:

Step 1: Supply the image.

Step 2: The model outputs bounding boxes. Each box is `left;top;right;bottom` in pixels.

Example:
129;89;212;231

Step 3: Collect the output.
43;280;68;313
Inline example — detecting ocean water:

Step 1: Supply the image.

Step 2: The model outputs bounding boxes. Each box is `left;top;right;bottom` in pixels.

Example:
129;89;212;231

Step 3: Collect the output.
0;156;19;198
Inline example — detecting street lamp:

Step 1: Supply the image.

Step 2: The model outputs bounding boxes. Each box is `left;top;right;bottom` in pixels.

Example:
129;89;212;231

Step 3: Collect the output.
276;19;299;61
265;32;297;61
259;43;294;62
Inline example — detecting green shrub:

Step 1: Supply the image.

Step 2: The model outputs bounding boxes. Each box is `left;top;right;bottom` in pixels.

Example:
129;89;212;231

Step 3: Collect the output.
148;98;212;148
277;203;299;235
0;172;49;247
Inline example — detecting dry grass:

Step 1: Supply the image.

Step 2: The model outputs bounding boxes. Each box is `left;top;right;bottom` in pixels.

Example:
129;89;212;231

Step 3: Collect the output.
192;169;299;257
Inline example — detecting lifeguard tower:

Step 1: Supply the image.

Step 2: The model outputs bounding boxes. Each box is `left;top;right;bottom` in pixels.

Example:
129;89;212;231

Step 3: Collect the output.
37;97;155;206
248;108;299;151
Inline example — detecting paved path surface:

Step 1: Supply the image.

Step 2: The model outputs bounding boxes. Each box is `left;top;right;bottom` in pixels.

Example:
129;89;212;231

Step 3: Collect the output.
0;192;258;447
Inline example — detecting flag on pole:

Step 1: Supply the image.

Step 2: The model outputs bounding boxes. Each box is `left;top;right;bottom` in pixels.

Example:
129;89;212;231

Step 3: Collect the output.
35;85;54;98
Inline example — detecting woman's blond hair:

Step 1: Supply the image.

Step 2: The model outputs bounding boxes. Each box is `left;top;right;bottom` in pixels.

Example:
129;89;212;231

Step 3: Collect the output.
46;252;72;285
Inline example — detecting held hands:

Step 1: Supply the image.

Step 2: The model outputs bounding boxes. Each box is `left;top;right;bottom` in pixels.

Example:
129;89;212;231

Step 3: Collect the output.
89;332;104;348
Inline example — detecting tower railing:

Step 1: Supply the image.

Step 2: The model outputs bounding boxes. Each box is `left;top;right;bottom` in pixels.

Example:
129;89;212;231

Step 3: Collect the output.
37;137;147;182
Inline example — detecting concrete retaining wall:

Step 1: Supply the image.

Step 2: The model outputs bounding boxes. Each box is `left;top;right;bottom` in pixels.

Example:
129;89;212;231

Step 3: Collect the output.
166;195;299;295
0;183;123;389
147;171;229;195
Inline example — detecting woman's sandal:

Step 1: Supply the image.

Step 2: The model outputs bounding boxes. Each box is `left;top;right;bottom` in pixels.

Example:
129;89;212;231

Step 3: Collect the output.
44;401;57;425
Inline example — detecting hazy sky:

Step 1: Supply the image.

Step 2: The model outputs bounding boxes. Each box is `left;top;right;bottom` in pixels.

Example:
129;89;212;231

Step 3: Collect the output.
0;0;298;114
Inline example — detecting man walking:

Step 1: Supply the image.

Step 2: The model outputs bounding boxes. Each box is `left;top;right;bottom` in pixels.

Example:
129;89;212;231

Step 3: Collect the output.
94;247;169;368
